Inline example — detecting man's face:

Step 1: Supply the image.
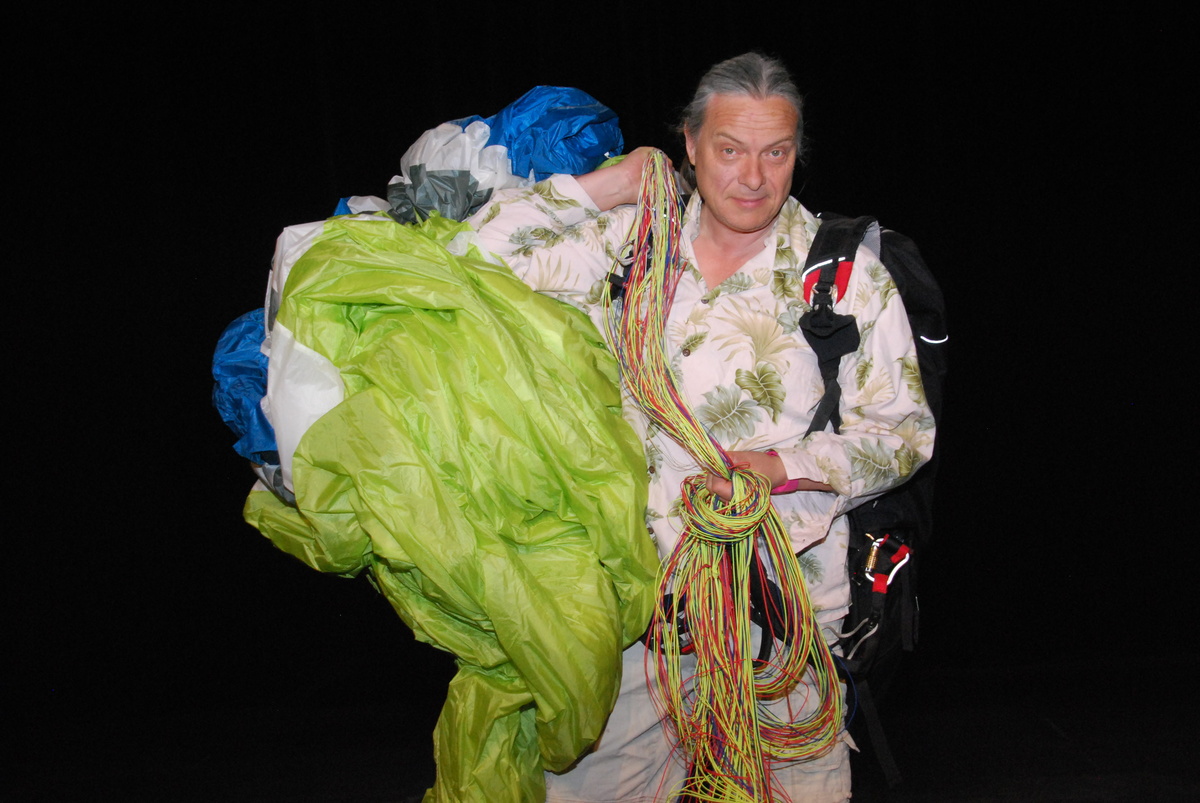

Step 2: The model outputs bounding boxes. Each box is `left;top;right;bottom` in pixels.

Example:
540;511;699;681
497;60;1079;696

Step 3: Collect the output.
685;94;798;239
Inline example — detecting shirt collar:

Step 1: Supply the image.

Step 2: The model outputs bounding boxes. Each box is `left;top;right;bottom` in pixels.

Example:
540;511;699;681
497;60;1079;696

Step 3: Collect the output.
681;192;782;273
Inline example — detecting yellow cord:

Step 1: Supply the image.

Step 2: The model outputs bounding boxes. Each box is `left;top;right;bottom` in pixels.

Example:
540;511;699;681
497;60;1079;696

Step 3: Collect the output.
603;151;843;800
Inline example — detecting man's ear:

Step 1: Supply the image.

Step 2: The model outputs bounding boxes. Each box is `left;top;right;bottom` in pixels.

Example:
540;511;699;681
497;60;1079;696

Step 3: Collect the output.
684;128;697;165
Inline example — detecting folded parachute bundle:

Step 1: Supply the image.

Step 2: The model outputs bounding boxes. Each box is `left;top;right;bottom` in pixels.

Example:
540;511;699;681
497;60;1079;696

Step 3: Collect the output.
386;119;525;224
387;85;624;223
228;209;656;802
214;85;626;491
211;87;642;800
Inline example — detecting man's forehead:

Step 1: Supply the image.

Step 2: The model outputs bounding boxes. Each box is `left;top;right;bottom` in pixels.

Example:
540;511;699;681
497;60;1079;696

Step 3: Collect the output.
710;129;796;148
702;94;798;139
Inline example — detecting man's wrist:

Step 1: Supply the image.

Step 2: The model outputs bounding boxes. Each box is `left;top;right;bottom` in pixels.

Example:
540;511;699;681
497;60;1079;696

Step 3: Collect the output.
764;450;800;494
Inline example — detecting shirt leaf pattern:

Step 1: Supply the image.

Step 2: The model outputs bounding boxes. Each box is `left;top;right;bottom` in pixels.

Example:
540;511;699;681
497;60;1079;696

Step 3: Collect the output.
773;267;802;299
681;331;707;356
712;303;793;371
848;439;897;488
902;355;926;405
531;180;582;210
735;363;785;423
895;442;922;478
797;553;824;584
865;260;897;310
697;384;761;442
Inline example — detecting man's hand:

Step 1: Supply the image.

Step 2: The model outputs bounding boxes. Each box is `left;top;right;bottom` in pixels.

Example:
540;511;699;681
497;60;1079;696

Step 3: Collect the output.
705;450;833;501
705;450;786;501
576;147;671;211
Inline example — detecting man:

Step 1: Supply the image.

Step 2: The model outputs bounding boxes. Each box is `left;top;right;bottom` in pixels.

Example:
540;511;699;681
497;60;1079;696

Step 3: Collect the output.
469;52;933;803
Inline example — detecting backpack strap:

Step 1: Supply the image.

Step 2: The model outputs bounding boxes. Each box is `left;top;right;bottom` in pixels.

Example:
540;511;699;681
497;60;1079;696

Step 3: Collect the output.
842;531;912;666
839;530;914;790
802;214;911;788
799;215;875;435
852;676;904;788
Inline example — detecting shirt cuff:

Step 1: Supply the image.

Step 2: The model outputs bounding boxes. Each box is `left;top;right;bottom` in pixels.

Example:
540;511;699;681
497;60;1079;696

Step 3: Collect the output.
771;446;840;496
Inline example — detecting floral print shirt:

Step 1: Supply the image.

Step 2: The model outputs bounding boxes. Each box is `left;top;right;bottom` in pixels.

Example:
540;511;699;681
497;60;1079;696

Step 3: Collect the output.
467;174;934;622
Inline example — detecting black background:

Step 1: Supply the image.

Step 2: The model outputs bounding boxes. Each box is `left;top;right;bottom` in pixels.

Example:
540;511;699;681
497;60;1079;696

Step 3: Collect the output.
11;1;1192;799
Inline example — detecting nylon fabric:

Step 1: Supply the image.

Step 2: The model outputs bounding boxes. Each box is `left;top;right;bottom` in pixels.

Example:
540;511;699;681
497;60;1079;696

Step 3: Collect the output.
243;213;658;802
486;86;623;181
212;308;276;462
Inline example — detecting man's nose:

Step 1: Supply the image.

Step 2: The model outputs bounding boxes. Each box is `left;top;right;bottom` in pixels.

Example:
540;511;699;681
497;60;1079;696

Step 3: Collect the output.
740;157;764;190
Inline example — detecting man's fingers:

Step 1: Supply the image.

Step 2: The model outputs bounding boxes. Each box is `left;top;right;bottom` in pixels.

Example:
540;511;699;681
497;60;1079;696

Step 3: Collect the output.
705;473;733;501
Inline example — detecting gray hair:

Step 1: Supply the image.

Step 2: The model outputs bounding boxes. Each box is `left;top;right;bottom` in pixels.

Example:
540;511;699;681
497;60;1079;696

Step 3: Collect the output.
679;52;805;158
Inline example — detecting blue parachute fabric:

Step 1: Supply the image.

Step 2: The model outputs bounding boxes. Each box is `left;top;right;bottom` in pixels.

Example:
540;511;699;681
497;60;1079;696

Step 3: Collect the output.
333;197;353;216
446;113;487;130
485;86;623;181
212;308;278;463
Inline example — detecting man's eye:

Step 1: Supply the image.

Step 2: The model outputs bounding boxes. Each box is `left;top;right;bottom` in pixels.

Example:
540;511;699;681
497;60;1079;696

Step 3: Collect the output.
722;148;736;155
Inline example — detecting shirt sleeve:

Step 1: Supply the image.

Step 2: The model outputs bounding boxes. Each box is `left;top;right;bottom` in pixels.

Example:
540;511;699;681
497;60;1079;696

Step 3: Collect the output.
773;243;936;521
467;174;636;307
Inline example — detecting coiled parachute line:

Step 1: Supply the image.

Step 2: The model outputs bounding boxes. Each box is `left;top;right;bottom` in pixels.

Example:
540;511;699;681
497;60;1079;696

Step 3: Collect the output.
603;152;842;801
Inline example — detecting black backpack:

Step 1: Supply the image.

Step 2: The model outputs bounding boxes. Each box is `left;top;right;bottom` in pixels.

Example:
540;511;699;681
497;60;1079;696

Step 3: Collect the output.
798;213;948;786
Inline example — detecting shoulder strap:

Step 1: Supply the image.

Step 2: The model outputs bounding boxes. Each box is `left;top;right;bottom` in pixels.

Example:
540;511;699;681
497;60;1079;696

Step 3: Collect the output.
799;215;875;435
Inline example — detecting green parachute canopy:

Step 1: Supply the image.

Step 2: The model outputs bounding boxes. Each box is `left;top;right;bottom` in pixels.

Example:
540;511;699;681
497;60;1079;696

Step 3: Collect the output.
244;213;657;802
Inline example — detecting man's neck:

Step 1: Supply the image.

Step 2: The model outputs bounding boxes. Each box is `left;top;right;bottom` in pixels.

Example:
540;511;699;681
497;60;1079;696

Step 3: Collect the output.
691;207;772;288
